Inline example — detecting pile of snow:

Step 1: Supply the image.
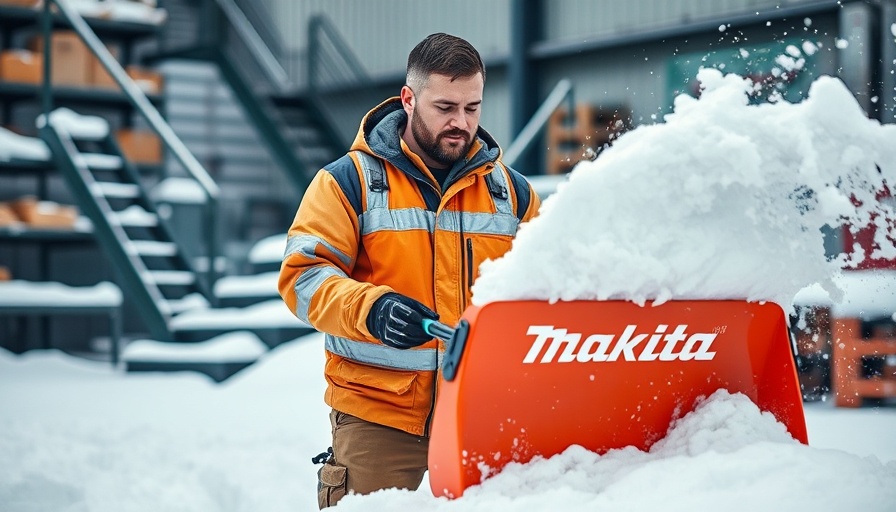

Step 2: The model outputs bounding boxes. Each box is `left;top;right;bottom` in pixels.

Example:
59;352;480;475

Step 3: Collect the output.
474;69;896;309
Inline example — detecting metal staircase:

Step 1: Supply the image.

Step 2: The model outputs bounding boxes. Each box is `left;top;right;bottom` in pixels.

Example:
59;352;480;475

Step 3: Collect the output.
152;0;349;196
40;114;211;340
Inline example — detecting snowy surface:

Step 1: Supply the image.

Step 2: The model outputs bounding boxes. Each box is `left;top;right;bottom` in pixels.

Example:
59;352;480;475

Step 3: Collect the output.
474;70;896;310
151;177;208;205
214;271;279;298
122;331;268;363
0;126;50;162
168;299;309;330
248;233;287;265
0;280;121;307
38;108;110;140
1;333;894;512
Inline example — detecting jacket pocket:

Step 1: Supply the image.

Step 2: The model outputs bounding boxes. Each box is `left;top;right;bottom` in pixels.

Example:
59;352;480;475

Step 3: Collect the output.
328;358;418;409
317;461;347;509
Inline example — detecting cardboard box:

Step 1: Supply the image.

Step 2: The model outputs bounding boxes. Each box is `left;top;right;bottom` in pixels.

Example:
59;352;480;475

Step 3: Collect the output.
126;66;163;95
0;202;19;226
0;50;42;84
117;128;162;164
89;44;121;89
27;31;92;87
0;0;40;8
0;266;10;281
10;196;78;228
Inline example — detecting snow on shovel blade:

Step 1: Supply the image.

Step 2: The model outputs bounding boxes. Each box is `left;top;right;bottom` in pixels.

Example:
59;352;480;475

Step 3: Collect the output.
428;300;808;498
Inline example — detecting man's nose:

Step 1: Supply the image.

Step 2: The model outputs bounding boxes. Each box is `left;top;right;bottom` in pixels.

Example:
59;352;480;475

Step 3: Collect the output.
448;110;471;131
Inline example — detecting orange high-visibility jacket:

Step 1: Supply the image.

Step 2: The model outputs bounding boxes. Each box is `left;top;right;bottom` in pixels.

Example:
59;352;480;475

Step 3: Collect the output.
279;98;541;435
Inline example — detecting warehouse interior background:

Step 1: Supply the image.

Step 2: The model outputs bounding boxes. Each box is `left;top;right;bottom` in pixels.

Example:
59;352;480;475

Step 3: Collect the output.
0;0;894;401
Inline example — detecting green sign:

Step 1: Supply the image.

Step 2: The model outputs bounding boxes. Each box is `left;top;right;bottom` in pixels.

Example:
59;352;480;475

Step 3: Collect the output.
667;39;821;108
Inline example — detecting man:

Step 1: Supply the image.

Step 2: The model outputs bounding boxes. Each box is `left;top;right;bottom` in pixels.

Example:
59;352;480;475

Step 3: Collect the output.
279;33;540;508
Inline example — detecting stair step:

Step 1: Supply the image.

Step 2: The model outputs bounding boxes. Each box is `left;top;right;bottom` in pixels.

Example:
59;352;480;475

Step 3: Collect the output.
79;153;123;170
145;270;196;286
160;293;210;315
111;206;159;227
129;240;178;257
91;182;141;199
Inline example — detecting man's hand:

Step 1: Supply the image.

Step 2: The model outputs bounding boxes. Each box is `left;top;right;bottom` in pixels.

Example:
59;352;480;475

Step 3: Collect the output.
366;293;438;349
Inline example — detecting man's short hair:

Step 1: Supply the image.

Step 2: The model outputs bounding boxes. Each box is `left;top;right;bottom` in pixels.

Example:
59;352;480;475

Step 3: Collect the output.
406;33;485;91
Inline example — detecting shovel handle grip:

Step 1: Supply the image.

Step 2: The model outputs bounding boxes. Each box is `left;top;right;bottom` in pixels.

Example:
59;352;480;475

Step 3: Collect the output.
422;319;455;342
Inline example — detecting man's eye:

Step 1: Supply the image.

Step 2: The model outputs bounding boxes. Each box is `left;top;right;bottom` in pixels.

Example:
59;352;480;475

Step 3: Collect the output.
465;107;478;114
437;106;451;112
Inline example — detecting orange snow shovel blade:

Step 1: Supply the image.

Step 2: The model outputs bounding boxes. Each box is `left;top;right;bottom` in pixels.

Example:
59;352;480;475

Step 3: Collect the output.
428;300;808;498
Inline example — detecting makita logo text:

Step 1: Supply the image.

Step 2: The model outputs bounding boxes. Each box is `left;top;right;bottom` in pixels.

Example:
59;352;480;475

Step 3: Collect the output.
523;325;718;363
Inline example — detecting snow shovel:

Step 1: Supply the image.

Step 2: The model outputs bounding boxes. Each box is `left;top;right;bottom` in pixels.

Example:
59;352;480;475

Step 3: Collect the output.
425;300;809;498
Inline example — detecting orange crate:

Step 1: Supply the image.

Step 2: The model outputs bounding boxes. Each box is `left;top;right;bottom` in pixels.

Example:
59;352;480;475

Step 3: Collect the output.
116;129;162;164
0;50;42;84
9;196;78;229
832;317;896;407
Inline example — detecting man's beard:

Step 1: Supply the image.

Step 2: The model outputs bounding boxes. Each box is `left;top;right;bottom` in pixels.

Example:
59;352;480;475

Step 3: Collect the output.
411;112;472;167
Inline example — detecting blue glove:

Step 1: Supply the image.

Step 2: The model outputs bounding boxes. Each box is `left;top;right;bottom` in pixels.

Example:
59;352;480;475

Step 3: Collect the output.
367;293;438;349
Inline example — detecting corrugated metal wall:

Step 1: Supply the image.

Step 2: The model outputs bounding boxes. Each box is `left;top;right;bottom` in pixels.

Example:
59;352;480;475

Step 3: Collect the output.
541;0;813;43
267;0;509;84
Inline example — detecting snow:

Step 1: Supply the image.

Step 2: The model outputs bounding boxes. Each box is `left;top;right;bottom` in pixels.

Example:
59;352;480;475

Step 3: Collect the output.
1;333;894;511
3;68;896;511
78;153;122;170
793;269;896;319
151;177;209;205
0;280;121;307
111;204;158;227
122;331;268;363
0;126;50;162
474;70;896;310
168;299;309;330
38;108;110;140
213;271;279;298
248;233;287;264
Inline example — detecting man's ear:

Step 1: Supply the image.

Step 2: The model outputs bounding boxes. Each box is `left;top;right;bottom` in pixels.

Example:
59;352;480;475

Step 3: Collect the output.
400;85;415;115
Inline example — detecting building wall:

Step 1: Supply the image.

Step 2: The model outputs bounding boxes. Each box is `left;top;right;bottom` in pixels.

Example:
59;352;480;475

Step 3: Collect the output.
266;0;509;84
260;0;888;172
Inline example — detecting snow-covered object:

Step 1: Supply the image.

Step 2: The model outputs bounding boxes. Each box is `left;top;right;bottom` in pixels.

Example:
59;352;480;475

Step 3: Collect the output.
0;280;121;307
168;299;309;330
121;331;267;363
0;127;51;162
213;271;279;298
248;233;288;265
151;177;208;204
474;69;896;309
37;107;110;140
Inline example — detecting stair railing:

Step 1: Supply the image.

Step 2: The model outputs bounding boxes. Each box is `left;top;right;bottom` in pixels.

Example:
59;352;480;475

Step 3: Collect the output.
40;0;221;292
503;79;575;168
212;0;289;89
307;14;370;95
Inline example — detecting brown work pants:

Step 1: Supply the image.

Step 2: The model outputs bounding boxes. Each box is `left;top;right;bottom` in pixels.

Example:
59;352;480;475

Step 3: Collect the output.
317;409;429;509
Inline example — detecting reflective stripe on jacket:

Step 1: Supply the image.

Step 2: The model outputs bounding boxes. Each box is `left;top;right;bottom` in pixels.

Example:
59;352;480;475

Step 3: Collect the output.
279;97;541;435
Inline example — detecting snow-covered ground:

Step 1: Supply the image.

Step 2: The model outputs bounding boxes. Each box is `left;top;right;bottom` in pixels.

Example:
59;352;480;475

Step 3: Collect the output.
1;335;894;512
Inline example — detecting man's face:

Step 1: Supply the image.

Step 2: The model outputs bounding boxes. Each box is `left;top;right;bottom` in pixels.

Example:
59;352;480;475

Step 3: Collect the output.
405;72;483;167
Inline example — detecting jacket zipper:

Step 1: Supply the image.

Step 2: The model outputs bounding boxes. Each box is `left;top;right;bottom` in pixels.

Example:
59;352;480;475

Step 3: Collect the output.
465;238;474;298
